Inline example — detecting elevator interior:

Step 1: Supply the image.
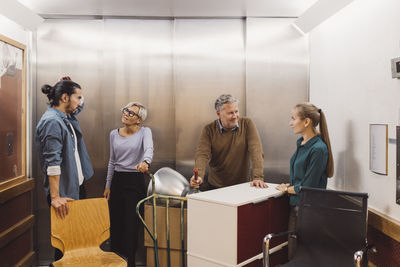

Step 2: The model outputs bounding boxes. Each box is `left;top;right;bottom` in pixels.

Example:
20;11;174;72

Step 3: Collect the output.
16;0;315;265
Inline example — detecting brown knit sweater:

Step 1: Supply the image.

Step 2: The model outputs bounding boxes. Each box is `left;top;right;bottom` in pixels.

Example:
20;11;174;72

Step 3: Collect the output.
194;117;264;188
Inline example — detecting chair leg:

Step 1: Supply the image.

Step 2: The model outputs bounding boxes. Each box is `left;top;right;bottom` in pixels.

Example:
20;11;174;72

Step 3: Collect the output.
263;234;273;267
354;251;363;267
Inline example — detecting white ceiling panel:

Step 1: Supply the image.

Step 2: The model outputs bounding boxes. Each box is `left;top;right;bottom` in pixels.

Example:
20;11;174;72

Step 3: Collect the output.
18;0;318;18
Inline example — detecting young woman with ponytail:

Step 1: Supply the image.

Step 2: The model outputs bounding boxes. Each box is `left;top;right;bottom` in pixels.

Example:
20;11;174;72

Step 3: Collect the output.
276;102;334;259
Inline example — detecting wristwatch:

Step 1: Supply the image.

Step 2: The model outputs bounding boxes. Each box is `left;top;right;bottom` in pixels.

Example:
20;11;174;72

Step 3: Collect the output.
144;160;151;167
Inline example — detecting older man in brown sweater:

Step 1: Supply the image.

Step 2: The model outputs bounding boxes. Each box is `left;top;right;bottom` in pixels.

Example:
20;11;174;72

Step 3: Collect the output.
190;94;267;190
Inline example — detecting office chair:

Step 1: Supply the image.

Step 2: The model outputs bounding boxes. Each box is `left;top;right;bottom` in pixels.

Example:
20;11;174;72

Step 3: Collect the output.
50;198;127;267
263;187;372;267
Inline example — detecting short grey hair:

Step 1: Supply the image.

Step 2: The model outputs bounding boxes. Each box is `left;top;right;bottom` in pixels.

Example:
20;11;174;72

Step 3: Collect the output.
122;101;148;121
214;94;238;111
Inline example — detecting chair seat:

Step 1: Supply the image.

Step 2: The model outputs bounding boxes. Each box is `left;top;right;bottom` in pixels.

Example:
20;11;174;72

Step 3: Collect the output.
283;246;358;267
53;247;127;267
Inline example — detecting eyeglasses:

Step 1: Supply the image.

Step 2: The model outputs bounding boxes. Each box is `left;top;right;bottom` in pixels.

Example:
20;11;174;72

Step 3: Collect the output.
122;108;138;118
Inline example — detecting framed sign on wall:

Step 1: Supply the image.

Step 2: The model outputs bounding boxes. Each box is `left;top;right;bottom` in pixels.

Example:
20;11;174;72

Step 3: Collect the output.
369;124;388;175
0;34;26;184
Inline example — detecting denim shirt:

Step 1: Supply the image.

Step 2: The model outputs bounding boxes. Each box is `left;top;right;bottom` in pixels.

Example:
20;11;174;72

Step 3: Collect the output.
36;105;94;199
289;135;328;206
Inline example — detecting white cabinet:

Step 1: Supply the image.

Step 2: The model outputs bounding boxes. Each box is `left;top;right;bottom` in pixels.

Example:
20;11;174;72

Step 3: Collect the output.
187;183;289;267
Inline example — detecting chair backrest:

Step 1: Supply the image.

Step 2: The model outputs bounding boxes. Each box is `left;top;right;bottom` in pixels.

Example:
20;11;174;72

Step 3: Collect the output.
51;198;110;253
295;187;368;266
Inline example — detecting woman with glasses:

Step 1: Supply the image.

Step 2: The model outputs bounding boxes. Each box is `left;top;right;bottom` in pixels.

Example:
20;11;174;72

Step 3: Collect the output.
103;102;153;267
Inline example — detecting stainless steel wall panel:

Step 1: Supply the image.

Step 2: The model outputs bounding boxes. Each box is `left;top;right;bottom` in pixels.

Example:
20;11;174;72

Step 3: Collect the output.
37;19;105;192
246;18;309;182
36;19;104;265
102;19;175;170
36;18;308;190
173;19;246;176
34;17;309;264
35;19;174;265
99;21;174;266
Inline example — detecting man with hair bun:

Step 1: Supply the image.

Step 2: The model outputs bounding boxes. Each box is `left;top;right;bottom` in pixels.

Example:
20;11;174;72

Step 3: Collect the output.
36;76;94;219
190;94;267;190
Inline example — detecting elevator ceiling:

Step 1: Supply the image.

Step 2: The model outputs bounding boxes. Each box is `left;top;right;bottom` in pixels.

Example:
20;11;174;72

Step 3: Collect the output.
18;0;317;18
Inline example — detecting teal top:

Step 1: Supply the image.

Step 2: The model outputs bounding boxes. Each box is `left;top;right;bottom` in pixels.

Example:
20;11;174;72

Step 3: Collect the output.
289;135;328;206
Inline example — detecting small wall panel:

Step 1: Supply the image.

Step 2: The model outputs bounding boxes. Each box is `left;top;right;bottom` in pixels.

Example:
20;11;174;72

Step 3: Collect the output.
368;225;400;266
0;191;31;233
0;229;33;267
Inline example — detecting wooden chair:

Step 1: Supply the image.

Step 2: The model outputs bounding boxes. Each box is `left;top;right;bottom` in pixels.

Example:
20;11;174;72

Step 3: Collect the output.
50;198;127;267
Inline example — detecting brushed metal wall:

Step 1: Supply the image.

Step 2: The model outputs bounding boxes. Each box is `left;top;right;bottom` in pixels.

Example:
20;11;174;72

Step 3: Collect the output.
35;19;175;265
34;18;308;264
102;19;175;170
35;20;105;265
246;18;309;183
174;19;246;175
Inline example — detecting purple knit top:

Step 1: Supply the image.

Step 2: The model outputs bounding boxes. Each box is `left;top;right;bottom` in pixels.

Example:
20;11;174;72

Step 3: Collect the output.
105;127;153;188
